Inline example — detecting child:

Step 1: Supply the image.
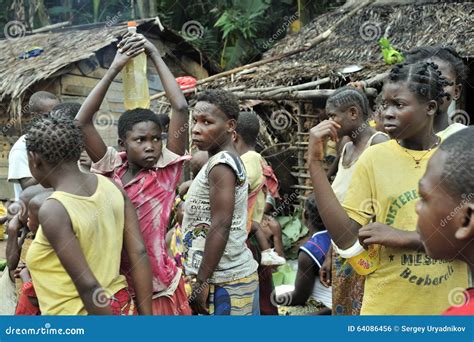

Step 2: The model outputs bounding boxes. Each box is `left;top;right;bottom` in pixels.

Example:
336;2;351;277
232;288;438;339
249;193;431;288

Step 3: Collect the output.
8;91;59;200
308;62;468;315
405;46;468;138
416;126;474;314
320;86;388;315
277;195;332;315
76;34;191;315
233;111;285;265
182;89;259;315
50;102;82;120
15;190;52;315
25;117;152;315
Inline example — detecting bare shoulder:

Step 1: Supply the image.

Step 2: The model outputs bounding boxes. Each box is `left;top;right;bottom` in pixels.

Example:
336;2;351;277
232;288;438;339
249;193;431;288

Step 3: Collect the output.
370;133;389;145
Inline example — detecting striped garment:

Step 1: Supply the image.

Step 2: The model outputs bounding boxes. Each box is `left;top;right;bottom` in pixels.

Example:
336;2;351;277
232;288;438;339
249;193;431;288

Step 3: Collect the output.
209;272;260;315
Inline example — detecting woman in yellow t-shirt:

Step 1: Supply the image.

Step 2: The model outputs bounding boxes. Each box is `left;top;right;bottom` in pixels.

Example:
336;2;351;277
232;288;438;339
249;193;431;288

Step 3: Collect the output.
308;62;468;315
24;117;153;315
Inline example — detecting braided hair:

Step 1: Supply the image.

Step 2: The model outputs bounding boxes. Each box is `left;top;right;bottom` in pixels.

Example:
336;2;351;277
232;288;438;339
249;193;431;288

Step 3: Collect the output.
386;61;452;114
404;45;468;85
326;86;370;119
25;117;83;164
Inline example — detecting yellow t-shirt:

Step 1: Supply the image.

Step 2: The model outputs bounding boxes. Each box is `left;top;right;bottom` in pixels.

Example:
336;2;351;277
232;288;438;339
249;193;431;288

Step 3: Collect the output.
342;140;468;315
0;202;5;238
26;175;128;315
241;151;266;224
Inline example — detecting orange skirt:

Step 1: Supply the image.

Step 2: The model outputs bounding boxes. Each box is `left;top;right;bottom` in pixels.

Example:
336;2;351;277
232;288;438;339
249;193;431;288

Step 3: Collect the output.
151;276;192;315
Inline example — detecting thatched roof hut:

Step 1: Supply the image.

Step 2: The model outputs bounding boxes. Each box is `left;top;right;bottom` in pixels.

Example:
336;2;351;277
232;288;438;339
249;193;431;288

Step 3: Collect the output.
208;0;473;90
195;0;474;207
0;18;217;199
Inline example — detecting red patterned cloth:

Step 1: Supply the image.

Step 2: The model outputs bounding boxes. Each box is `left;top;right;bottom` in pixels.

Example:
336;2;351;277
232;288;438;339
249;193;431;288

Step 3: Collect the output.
15;281;40;315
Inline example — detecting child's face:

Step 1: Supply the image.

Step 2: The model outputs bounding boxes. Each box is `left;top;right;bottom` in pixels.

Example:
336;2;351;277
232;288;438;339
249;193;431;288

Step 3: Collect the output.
416;150;469;260
381;81;435;140
191;101;235;152
176;202;184;225
27;152;53;189
121;121;162;169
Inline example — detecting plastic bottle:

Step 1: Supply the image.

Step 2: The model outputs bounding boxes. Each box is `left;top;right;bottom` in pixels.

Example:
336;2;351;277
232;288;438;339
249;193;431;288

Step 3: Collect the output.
347;244;381;276
122;21;150;109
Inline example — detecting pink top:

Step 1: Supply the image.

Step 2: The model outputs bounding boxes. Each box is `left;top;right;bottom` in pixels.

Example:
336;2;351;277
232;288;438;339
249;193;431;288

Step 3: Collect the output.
91;147;190;294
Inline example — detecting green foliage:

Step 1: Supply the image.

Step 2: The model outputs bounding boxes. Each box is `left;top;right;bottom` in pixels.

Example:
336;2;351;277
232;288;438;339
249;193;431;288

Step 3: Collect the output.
379;37;404;65
1;0;333;69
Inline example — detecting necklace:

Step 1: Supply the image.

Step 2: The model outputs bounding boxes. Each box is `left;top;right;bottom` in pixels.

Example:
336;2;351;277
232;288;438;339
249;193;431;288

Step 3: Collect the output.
396;136;441;168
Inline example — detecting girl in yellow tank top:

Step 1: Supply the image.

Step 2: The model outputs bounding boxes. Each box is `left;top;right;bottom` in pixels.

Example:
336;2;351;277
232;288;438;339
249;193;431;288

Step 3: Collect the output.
24;116;153;315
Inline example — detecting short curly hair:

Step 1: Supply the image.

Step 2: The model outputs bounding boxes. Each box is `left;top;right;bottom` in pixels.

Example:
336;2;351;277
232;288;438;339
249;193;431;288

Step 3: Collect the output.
118;108;162;140
50;102;82;120
386;61;451;114
236;111;260;146
438;126;474;200
26;117;84;164
197;90;239;120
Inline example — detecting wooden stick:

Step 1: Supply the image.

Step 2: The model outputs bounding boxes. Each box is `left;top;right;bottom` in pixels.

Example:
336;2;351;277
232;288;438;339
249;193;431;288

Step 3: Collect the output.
263;77;331;97
31;21;71;33
234;89;334;100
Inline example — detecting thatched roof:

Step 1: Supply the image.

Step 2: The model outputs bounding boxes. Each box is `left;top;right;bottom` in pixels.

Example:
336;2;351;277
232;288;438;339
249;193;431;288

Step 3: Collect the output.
0;18;218;116
208;0;473;89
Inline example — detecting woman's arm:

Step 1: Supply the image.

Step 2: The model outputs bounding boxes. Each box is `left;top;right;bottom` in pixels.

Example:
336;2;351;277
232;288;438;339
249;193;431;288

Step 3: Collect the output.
190;164;236;315
39;200;113;315
142;37;189;156
282;252;318;306
308;121;361;249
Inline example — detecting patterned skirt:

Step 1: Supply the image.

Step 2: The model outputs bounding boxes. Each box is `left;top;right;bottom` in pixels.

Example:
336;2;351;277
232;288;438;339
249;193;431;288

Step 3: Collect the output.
209;272;260;315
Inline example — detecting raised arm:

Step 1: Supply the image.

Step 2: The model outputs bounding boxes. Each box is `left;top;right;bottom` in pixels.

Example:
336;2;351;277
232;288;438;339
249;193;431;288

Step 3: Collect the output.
308;120;361;250
39;200;112;315
142;36;188;155
76;35;146;162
